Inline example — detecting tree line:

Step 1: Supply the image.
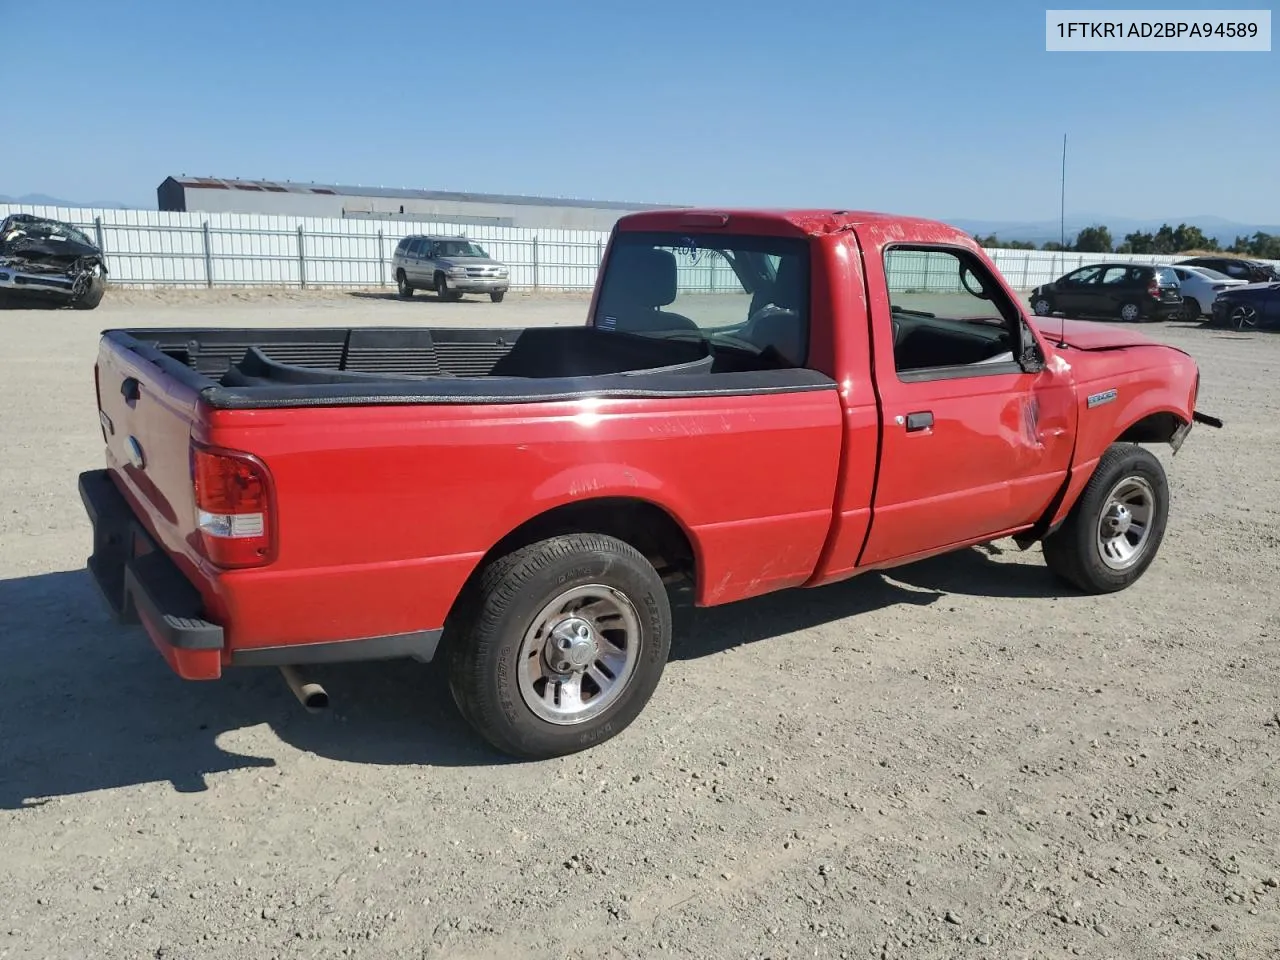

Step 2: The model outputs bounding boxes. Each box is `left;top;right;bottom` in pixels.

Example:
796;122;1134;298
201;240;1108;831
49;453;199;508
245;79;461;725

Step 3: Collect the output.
974;223;1280;259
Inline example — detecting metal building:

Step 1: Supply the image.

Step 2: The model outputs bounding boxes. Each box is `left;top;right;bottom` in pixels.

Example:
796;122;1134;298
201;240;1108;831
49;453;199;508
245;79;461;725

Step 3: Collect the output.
156;177;681;230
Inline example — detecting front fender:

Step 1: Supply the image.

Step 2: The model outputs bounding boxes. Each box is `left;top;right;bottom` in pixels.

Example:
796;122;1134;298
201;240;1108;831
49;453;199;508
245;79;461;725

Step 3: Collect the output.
1045;349;1198;531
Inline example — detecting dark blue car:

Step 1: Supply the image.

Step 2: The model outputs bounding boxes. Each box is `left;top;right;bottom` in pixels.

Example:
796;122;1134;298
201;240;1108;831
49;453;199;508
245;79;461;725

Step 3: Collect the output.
1210;281;1280;330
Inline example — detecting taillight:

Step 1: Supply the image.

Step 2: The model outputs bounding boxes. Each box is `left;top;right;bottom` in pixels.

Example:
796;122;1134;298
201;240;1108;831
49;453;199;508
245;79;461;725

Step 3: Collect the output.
191;442;276;568
1147;278;1160;297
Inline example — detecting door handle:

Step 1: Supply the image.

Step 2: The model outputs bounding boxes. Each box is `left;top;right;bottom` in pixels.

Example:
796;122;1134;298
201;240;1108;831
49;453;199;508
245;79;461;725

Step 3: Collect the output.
905;411;933;432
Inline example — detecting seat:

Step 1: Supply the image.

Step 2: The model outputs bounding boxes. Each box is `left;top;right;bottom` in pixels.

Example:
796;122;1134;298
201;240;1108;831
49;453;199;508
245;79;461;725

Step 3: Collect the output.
595;247;700;334
745;256;807;366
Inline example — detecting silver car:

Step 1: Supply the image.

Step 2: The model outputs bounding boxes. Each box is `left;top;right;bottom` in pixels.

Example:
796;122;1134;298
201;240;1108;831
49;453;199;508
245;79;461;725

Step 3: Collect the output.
391;234;510;302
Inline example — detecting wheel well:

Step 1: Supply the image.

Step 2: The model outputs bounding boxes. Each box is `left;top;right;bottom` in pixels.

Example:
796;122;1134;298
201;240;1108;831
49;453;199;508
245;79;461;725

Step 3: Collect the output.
1116;412;1186;445
478;498;697;585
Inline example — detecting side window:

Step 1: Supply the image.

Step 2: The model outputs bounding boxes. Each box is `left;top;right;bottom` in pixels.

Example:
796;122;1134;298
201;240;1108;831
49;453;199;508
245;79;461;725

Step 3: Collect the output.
1064;266;1102;285
404;238;421;257
1100;266;1129;285
883;246;1026;378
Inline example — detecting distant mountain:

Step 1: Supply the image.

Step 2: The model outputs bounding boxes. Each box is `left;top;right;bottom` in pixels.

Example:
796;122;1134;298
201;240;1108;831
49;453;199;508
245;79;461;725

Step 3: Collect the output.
945;214;1280;246
0;193;131;210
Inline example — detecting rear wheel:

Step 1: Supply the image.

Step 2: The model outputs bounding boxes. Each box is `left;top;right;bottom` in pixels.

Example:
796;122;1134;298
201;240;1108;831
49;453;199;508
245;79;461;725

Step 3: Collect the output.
397;270;413;298
446;533;672;759
1181;297;1201;321
1041;443;1169;593
1118;301;1141;322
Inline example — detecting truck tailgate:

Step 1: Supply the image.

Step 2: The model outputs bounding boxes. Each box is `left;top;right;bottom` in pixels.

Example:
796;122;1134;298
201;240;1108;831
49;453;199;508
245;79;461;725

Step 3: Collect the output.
94;337;205;575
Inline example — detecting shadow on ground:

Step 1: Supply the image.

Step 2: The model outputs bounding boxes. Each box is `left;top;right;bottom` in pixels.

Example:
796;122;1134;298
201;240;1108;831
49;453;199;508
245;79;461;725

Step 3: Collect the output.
346;291;479;304
0;294;67;310
0;545;1066;809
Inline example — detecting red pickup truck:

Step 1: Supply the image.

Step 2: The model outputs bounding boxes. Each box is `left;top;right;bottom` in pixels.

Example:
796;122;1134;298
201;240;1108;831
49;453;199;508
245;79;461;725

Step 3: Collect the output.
79;208;1221;759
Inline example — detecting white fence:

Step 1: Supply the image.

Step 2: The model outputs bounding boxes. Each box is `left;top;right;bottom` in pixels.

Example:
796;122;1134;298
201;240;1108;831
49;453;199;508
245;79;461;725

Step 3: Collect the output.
3;203;1275;294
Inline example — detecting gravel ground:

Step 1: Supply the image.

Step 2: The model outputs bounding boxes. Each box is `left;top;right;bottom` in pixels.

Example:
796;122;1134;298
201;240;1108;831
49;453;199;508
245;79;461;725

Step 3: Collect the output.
1;288;1277;960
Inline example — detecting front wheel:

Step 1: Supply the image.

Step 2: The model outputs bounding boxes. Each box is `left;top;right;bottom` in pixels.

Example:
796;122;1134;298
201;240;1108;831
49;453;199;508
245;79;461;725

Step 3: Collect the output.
72;275;106;310
1032;297;1054;317
490;290;505;303
1041;443;1169;593
446;533;672;759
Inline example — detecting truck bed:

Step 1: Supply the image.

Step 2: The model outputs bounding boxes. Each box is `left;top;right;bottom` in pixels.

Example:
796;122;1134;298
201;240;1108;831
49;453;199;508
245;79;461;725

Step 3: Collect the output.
105;324;830;409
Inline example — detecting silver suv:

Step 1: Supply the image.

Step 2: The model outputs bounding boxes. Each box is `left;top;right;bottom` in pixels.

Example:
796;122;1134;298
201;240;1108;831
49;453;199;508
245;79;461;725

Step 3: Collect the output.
391;234;511;302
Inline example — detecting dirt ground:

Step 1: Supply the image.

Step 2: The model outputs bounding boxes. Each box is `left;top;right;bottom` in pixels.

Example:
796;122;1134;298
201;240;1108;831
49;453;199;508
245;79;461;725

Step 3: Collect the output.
1;287;1277;960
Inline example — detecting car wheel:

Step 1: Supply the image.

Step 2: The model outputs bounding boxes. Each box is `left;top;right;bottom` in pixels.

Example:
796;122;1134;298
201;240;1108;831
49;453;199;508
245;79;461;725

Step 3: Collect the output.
1032;297;1054;316
396;271;413;298
71;275;107;310
446;533;672;760
1118;302;1141;322
1180;297;1200;321
1040;443;1169;594
435;273;460;301
490;290;505;303
1230;304;1258;330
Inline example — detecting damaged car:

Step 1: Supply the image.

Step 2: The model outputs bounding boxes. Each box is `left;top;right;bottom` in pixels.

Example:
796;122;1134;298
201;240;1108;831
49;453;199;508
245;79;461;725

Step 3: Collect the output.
0;213;108;309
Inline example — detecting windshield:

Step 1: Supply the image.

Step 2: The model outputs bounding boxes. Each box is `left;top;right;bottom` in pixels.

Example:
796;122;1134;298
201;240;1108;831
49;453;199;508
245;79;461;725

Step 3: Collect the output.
434;240;488;258
591;231;810;364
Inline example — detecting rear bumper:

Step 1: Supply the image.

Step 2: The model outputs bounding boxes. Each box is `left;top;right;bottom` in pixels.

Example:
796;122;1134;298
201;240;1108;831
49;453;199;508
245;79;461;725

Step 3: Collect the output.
78;468;444;680
79;469;226;679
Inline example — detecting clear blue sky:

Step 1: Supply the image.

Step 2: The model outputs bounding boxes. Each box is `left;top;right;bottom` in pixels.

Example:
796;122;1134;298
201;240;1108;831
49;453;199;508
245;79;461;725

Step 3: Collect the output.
6;0;1278;224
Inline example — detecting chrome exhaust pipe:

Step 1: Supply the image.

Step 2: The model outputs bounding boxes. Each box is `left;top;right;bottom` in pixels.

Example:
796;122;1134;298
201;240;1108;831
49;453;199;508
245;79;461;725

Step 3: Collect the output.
279;665;329;713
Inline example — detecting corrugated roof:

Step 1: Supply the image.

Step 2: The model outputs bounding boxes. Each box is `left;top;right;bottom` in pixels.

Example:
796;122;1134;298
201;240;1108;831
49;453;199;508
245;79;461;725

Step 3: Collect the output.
162;177;681;211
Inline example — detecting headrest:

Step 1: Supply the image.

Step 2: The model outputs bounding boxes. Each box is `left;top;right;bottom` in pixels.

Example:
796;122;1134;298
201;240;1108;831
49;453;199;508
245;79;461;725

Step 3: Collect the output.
769;256;805;310
599;245;677;308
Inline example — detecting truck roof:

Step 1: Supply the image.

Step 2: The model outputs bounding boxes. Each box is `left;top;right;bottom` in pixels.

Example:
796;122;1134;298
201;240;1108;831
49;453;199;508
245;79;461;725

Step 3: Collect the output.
614;207;968;241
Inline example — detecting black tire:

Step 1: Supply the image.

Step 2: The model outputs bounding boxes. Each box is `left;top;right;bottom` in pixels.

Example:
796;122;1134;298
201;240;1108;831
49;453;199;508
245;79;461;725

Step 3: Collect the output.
396;270;413;298
1041;443;1170;593
446;533;672;759
435;272;460;301
72;275;106;310
1118;301;1142;323
490;290;505;303
1031;296;1054;317
1181;297;1201;321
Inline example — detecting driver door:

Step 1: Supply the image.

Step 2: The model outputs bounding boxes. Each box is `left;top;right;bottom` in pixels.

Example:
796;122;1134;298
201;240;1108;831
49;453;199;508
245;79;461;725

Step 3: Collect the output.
1055;264;1103;315
854;238;1075;568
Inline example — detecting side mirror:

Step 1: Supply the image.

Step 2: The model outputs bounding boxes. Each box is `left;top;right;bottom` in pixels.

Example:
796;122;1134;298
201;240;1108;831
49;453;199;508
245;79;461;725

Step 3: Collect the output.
1019;321;1046;373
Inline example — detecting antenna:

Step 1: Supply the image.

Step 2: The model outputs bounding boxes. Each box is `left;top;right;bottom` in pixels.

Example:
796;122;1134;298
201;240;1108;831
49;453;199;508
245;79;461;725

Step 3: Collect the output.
1057;132;1068;348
